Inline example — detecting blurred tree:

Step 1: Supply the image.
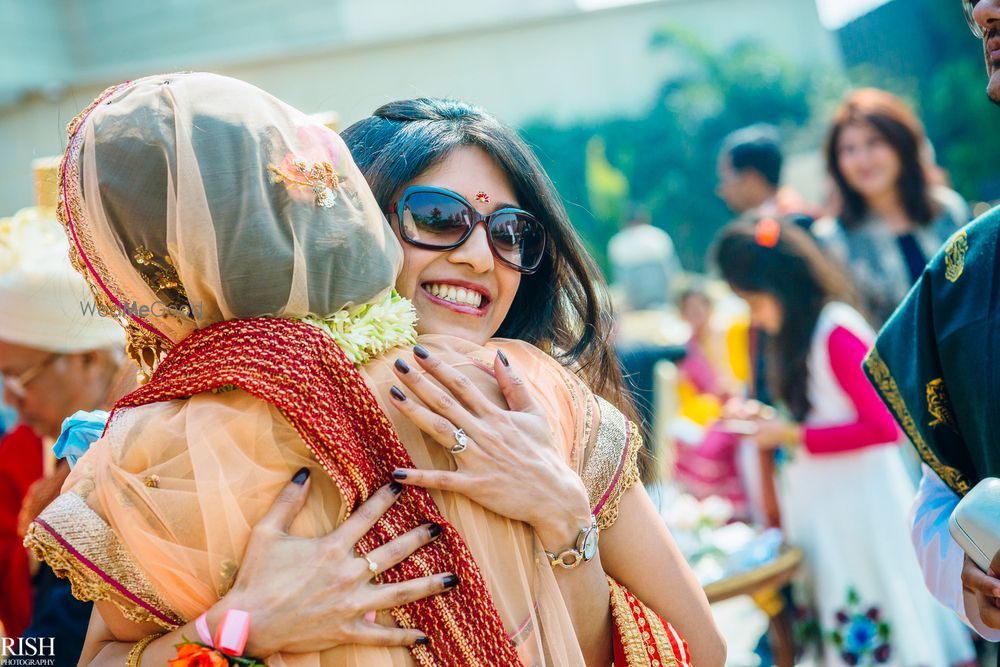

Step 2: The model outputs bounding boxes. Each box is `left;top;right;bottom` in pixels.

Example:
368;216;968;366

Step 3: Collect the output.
521;28;818;274
832;0;995;201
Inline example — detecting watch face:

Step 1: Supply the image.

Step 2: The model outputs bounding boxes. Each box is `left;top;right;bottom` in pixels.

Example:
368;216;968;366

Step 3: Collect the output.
582;528;599;560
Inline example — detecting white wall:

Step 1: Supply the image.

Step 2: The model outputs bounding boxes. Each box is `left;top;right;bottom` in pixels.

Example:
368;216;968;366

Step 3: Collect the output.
0;0;840;211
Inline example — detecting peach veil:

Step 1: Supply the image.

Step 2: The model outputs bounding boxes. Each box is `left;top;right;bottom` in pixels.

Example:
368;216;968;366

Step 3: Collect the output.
25;73;643;666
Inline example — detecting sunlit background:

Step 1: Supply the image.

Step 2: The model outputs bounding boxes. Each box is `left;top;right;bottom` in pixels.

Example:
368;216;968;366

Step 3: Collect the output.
1;0;991;274
1;3;995;664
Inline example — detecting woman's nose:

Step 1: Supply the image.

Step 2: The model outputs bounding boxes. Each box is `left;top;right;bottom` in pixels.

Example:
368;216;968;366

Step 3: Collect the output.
447;224;494;273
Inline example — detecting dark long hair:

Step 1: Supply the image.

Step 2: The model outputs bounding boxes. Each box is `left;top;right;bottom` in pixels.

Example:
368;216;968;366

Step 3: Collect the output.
711;220;856;421
825;88;937;230
341;98;631;412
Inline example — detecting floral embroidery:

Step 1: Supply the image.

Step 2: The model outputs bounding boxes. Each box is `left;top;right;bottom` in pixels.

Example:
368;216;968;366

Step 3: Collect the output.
267;157;341;208
830;588;891;665
133;245;189;311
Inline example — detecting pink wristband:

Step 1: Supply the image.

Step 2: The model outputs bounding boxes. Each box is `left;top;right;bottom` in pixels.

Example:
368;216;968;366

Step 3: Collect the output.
214;609;251;657
195;612;214;647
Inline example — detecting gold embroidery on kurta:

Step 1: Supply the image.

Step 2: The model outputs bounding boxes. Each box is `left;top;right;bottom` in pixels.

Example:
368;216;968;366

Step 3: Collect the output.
926;378;956;429
865;349;971;494
944;230;968;283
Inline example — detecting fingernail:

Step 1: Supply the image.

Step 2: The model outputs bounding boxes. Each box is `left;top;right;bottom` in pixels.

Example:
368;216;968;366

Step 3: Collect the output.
389;480;404;494
414;345;430;359
390;386;407;401
496;349;509;367
292;467;310;485
392;469;408;480
415;636;430;646
443;574;459;589
428;522;443;538
394;358;410;374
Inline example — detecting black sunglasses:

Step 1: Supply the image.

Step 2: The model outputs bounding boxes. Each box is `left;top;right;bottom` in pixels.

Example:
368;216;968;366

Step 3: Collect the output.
388;186;547;274
965;0;984;38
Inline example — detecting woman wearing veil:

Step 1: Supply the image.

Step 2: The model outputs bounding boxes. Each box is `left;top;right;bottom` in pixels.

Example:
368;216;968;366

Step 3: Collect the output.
25;73;690;666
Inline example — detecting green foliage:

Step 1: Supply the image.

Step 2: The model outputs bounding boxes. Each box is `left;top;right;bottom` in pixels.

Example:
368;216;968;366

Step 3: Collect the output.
521;27;819;273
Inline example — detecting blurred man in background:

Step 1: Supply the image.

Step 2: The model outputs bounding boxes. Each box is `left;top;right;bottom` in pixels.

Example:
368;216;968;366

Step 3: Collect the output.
0;215;126;665
607;203;683;312
716;124;819;231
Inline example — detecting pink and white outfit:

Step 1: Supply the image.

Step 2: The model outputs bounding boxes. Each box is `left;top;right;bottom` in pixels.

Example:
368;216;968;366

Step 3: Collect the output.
780;302;974;665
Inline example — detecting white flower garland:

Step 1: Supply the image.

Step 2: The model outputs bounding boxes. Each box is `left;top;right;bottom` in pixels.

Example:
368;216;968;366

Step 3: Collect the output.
300;289;418;365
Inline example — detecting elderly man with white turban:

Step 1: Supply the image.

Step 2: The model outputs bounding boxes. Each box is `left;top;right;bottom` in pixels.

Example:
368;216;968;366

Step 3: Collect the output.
0;211;125;665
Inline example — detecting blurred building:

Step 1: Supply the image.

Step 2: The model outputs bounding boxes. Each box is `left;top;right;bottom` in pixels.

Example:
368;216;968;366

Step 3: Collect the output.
0;0;841;210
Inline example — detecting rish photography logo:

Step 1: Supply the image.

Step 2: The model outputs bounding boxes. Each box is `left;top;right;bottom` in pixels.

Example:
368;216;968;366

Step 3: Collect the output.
1;637;56;666
80;299;202;319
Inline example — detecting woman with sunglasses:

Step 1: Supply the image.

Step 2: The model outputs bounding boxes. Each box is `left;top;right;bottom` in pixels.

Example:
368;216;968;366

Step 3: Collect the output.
340;99;725;666
28;75;697;667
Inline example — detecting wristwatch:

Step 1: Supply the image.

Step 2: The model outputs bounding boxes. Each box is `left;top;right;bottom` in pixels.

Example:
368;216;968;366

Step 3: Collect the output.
545;515;600;569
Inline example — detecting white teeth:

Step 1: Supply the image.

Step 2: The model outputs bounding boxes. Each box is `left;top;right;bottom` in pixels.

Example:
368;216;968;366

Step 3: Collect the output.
424;283;484;308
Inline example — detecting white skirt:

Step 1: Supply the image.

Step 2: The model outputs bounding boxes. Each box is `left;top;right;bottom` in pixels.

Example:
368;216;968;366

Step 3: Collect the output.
780;443;975;666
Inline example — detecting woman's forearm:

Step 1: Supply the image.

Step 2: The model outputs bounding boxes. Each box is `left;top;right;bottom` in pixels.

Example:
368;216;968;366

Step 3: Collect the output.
601;486;727;667
535;499;613;665
81;601;237;666
552;555;613;665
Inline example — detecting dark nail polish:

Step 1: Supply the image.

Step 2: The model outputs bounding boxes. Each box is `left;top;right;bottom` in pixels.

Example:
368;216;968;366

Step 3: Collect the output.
292;467;310;485
390;386;407;401
496;349;510;367
415;636;430;646
428;522;443;538
394;358;410;374
392;469;408;480
413;345;430;359
443;574;459;589
389;480;404;494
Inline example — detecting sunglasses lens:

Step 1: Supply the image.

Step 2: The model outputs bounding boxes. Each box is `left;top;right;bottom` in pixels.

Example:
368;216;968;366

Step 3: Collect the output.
489;213;546;271
400;191;472;246
965;0;984;38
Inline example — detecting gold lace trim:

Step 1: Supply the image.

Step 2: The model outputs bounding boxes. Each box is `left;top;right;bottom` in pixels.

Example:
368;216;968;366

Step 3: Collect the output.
865;349;971;494
58;81;173;380
22;493;183;630
584;398;642;530
608;576;679;667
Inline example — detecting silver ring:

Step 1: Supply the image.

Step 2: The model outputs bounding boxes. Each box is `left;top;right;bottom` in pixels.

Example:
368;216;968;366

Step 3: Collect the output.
362;554;378;574
451;428;469;454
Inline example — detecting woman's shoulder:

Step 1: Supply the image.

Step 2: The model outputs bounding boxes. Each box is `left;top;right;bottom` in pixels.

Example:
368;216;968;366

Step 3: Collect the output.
811;215;845;243
815;302;875;347
930;186;971;227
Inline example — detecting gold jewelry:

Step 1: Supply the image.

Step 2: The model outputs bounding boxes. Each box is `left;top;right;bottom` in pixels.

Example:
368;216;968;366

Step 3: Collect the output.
545;516;600;569
127;632;164;667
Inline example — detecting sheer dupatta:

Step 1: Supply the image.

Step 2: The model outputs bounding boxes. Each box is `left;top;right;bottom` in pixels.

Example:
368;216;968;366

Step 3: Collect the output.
25;73;664;666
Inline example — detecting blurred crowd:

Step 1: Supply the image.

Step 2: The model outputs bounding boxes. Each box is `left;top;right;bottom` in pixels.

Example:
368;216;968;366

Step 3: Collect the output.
610;87;984;665
0;32;994;667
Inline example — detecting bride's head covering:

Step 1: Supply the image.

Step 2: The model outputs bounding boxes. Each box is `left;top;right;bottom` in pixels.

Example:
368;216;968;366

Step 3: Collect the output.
59;72;402;373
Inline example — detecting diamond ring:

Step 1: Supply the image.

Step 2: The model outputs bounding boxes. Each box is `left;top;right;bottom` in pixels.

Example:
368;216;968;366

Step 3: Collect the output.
451;428;469;454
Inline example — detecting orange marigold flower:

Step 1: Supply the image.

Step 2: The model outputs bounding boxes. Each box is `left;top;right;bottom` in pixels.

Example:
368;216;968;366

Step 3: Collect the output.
168;643;229;667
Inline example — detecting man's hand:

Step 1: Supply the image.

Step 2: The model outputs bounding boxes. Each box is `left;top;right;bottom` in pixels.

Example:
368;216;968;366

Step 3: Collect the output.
961;553;1000;629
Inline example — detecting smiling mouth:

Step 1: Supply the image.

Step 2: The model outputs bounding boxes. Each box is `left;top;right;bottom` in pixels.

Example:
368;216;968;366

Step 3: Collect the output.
421;282;490;310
